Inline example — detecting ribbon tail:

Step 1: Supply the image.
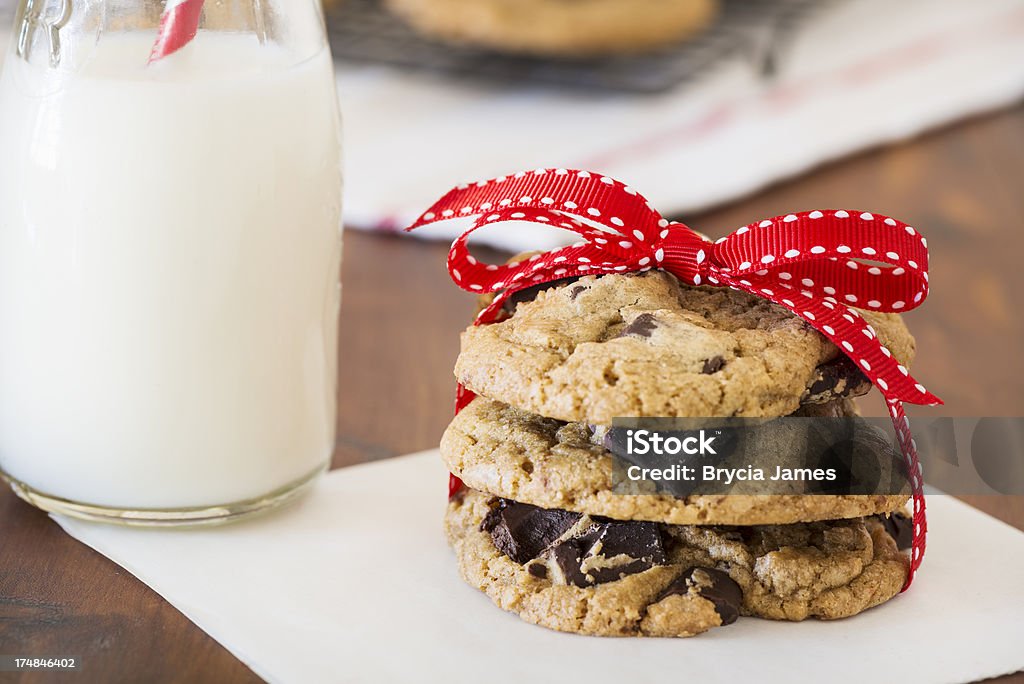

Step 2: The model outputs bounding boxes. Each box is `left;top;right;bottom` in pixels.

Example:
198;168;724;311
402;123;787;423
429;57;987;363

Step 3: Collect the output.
448;473;464;499
447;383;476;499
888;400;926;590
454;383;476;413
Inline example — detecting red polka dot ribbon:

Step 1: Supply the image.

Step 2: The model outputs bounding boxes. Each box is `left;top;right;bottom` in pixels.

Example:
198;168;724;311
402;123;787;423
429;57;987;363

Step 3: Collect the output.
407;168;941;590
149;0;205;64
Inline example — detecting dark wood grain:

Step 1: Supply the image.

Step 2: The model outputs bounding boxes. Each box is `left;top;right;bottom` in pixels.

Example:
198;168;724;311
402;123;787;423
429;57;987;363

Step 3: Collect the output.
2;106;1023;684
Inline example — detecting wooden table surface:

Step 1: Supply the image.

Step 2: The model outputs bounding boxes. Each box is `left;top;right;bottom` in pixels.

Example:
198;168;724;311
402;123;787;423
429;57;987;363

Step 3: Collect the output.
2;106;1022;683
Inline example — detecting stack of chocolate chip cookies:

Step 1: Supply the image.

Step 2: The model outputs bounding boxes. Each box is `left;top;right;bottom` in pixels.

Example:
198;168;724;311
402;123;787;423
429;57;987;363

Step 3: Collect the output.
441;269;915;637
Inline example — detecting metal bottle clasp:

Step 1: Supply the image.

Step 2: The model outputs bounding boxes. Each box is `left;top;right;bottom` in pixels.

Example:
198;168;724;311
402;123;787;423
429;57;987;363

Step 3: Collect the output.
17;0;74;67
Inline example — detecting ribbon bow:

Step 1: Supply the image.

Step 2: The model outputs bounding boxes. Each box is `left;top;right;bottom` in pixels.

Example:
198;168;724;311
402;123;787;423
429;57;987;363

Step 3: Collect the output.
408;168;941;589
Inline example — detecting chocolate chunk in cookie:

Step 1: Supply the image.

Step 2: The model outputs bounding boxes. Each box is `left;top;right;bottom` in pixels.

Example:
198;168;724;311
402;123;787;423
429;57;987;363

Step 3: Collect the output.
702;355;725;374
659;567;743;625
597;424;629;455
550;540;590;587
803;356;872;403
549;519;665;587
482;499;580;564
502;276;580;313
617;312;659;338
588;520;666;580
876;511;913;550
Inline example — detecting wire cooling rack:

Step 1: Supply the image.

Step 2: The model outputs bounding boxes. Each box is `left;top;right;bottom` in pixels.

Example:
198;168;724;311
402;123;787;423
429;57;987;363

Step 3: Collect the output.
0;1;840;94
326;0;846;93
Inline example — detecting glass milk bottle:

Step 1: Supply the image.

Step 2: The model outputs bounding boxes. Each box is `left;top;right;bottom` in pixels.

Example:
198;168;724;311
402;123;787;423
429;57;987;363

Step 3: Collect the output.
0;0;343;524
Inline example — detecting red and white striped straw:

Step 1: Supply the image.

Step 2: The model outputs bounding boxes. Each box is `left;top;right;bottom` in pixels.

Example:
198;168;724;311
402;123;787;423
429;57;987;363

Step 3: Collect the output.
148;0;206;63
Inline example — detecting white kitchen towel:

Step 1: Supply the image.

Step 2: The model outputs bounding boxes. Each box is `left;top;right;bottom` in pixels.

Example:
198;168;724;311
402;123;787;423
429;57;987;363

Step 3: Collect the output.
336;0;1024;251
55;450;1024;684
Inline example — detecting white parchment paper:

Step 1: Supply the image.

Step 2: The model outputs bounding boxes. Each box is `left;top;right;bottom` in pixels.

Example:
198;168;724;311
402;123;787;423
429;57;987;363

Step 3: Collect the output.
55;450;1024;684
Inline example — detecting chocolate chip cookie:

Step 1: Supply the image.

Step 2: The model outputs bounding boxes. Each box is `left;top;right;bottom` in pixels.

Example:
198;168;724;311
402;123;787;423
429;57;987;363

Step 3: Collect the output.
383;0;717;57
442;396;910;525
447;487;910;637
455;270;915;423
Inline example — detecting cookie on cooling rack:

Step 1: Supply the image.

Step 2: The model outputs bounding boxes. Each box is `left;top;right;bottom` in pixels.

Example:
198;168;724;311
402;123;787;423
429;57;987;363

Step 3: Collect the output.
382;0;718;57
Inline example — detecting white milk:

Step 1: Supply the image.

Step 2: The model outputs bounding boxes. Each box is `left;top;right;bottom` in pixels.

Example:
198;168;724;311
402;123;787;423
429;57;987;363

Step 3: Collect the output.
0;33;342;509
